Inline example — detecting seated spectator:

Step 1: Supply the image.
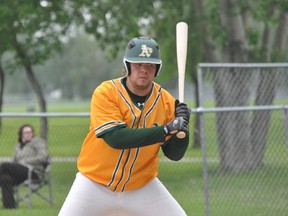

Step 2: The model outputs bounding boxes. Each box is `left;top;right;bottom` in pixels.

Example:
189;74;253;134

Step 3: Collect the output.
0;124;48;209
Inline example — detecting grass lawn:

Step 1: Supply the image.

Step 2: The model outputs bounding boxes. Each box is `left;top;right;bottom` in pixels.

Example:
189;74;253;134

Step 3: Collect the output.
0;101;203;215
0;101;287;215
0;161;203;216
2;160;287;216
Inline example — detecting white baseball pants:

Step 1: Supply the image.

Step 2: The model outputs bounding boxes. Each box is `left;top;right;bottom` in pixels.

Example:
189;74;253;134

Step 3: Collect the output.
58;172;187;216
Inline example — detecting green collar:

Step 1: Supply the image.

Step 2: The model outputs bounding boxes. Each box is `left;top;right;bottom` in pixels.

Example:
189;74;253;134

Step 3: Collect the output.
122;77;147;109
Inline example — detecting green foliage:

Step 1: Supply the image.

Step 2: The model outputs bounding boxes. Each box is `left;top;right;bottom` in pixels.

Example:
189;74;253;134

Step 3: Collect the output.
68;0;198;81
206;0;228;47
1;0;288;100
35;35;122;99
4;35;122;100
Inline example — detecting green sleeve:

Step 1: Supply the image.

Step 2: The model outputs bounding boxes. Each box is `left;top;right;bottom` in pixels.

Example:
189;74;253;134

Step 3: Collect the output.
103;126;189;161
102;126;166;149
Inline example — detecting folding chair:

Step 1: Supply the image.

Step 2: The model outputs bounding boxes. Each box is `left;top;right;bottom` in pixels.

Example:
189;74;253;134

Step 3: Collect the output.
14;156;53;208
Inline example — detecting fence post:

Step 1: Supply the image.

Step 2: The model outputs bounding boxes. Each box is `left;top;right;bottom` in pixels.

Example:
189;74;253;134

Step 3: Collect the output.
197;65;210;216
282;108;288;157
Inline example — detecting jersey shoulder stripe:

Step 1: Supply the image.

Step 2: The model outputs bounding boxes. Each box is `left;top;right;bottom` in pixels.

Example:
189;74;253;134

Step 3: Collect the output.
145;84;162;116
95;120;125;137
111;79;138;128
93;78;135;137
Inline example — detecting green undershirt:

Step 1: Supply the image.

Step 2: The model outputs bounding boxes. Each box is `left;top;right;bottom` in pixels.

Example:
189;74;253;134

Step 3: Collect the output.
102;77;189;160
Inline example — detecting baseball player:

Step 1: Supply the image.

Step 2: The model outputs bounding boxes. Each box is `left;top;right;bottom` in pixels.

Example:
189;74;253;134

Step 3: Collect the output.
58;37;191;216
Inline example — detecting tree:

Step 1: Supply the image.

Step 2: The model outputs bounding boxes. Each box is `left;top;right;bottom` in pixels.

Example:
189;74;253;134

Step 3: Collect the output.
198;0;288;171
36;34;122;100
73;0;288;171
70;0;201;146
1;0;287;171
1;0;199;139
0;0;76;139
0;61;4;130
48;0;288;171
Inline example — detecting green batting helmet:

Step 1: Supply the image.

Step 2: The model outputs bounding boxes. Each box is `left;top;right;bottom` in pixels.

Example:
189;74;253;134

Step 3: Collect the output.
123;37;162;77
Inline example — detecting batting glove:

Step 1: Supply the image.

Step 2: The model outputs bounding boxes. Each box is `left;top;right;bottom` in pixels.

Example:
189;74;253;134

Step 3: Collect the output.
175;99;191;122
164;117;189;136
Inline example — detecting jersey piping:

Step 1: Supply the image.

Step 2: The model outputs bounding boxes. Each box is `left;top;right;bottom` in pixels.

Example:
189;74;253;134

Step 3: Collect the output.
77;77;176;192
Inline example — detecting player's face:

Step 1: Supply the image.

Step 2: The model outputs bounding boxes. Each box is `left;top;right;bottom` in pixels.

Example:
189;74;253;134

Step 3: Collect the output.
127;63;156;95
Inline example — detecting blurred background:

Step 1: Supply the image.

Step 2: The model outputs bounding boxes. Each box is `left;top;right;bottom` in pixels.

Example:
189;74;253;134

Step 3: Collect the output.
1;0;288;215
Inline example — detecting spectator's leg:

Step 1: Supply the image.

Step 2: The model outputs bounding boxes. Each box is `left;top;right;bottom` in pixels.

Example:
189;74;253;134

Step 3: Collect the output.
0;174;16;208
0;162;29;208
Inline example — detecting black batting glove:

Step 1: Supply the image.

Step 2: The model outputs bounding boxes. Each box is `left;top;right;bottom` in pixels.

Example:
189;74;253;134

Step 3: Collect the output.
175;99;191;122
163;117;189;136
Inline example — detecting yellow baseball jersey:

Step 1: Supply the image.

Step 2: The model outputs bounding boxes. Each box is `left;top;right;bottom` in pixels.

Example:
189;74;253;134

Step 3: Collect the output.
77;77;175;192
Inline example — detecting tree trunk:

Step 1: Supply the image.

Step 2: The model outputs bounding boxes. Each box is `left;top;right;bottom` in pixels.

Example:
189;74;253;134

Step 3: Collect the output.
191;72;201;148
272;11;288;59
13;37;48;140
215;0;252;171
250;10;287;168
193;0;220;148
0;59;4;132
24;66;48;140
213;68;253;171
214;2;287;172
251;69;277;168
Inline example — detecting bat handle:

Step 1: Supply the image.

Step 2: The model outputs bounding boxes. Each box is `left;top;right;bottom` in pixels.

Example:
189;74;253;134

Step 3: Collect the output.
176;131;186;139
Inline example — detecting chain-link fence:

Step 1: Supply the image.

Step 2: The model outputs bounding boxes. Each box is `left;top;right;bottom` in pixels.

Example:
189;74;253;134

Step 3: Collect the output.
196;63;288;216
0;113;196;214
1;63;288;215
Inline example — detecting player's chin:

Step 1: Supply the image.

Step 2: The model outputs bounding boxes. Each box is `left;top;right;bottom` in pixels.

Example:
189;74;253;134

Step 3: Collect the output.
139;78;153;85
138;77;149;82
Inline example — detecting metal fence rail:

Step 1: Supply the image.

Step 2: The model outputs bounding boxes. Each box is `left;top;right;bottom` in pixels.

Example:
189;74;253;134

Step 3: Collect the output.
1;63;288;215
197;63;288;216
0;112;196;213
0;112;90;117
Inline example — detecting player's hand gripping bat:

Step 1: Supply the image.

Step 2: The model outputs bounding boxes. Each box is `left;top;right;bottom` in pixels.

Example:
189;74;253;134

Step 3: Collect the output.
176;22;188;139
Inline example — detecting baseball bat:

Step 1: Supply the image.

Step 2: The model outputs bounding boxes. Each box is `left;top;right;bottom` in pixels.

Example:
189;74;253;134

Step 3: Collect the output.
176;22;188;139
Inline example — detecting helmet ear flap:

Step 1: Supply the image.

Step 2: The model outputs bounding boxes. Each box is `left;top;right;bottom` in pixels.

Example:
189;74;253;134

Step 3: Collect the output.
123;60;131;76
125;61;161;77
126;61;131;75
155;64;161;77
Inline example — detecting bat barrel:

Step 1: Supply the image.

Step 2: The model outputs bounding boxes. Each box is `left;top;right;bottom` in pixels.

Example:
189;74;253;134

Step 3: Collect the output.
176;22;188;138
176;22;188;103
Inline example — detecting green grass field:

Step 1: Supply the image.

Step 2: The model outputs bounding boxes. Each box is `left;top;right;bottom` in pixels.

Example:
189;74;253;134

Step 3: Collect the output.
1;161;204;216
0;101;287;215
0;101;203;215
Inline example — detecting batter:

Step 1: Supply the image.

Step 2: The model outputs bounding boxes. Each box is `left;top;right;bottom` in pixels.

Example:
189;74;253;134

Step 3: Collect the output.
58;37;191;216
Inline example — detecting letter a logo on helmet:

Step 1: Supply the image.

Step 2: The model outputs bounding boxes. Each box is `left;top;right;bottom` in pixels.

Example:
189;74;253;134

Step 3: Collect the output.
139;45;153;57
123;37;162;77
